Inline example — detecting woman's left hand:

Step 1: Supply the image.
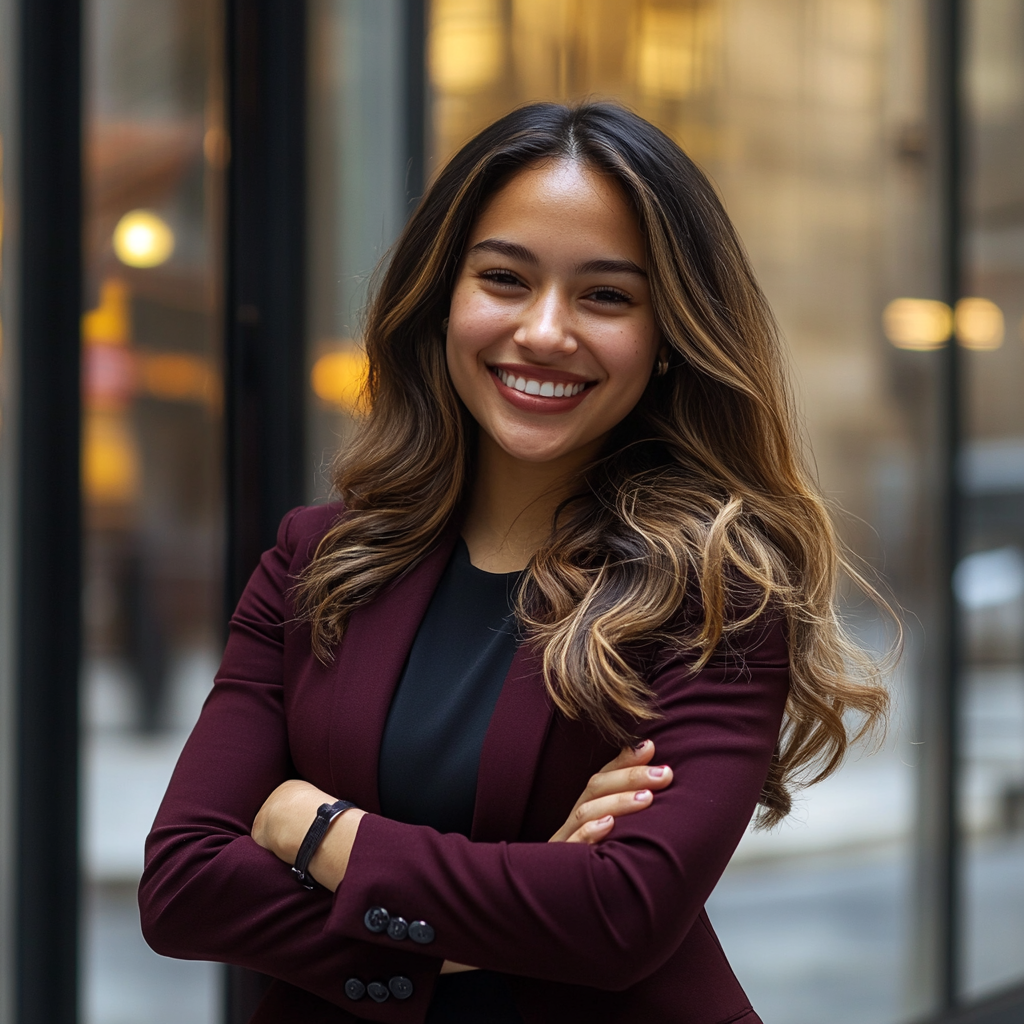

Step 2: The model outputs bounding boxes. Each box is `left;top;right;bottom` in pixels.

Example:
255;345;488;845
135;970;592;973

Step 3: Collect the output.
251;779;366;892
548;740;672;844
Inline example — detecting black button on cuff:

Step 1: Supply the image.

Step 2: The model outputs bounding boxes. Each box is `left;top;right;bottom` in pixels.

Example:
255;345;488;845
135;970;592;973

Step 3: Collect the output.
363;906;390;933
389;976;414;1000
408;920;435;944
386;916;408;941
344;978;366;1001
367;981;390;1003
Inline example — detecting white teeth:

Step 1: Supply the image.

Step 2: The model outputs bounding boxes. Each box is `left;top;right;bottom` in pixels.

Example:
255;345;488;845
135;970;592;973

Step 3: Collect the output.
494;368;585;398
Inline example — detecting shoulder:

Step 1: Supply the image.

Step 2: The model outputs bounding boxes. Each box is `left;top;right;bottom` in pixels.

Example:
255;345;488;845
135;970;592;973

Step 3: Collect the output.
276;501;347;572
642;600;790;684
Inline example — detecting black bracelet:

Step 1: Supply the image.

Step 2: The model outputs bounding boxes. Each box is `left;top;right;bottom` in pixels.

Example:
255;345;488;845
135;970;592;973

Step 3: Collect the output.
292;799;357;889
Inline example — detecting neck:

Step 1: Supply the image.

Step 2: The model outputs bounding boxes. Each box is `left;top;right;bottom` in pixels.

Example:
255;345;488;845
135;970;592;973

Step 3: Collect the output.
461;433;597;573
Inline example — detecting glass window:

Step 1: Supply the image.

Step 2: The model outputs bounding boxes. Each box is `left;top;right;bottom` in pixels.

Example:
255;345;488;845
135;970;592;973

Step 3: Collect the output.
961;0;1024;1000
81;2;225;1021
306;0;407;503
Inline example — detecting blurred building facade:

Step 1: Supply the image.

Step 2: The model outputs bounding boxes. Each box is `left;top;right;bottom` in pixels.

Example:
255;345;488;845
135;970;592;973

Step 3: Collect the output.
1;2;1022;1024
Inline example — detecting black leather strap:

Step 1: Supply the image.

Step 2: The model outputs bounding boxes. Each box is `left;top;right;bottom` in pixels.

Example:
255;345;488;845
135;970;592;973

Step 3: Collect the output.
292;799;356;889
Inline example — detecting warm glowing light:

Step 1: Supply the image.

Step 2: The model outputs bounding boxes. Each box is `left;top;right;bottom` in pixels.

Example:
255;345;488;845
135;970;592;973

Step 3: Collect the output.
203;127;230;169
83;278;131;346
429;0;502;92
139;352;219;406
637;5;719;100
955;297;1004;350
882;298;952;350
83;411;140;504
83;279;135;409
311;348;368;412
113;209;175;268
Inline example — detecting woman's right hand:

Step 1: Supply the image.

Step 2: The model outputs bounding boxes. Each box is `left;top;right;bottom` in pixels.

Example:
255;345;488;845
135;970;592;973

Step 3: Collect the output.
548;740;672;845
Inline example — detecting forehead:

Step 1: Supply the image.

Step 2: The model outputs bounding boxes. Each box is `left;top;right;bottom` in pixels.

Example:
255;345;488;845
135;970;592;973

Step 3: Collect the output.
468;158;645;262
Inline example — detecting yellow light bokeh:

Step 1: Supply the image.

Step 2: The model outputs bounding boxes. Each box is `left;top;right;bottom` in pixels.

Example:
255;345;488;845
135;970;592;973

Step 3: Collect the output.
83;410;140;505
955;297;1004;351
429;0;503;93
637;5;719;100
82;278;131;346
113;209;175;269
311;348;368;412
139;352;219;406
882;298;952;350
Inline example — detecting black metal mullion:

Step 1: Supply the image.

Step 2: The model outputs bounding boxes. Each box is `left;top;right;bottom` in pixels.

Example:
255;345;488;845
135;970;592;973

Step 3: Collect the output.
14;1;82;1023
223;1;307;1020
403;0;428;212
224;0;307;613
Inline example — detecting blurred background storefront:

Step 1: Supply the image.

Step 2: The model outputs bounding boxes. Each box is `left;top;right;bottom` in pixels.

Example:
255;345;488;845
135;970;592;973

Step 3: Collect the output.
0;1;1022;1023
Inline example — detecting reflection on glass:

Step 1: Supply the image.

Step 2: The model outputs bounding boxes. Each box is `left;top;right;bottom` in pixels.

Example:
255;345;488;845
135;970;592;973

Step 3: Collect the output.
306;0;405;502
81;1;224;1021
961;0;1024;1000
425;2;940;1022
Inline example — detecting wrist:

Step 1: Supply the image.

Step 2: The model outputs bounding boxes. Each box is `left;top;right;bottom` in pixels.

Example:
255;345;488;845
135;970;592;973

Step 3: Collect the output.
278;784;333;863
309;808;366;892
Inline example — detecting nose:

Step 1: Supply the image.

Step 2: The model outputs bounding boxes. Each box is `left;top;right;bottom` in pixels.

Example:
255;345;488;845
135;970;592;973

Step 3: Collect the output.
512;286;577;358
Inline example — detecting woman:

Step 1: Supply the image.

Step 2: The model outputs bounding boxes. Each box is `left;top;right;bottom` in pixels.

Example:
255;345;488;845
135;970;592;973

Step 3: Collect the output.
140;102;889;1023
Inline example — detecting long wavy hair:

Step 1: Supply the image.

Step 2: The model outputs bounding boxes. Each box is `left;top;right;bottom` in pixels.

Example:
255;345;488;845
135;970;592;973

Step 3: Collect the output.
296;102;893;827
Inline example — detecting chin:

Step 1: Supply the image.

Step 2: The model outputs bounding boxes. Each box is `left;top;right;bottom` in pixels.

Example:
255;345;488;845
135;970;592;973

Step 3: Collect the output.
496;435;589;466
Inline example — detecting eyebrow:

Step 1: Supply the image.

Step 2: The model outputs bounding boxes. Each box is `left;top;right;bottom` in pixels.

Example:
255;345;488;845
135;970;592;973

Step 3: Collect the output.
467;238;647;278
575;257;647;278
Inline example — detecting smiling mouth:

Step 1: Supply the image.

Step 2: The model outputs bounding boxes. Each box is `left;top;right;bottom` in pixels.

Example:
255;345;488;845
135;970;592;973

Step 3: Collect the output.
492;367;591;398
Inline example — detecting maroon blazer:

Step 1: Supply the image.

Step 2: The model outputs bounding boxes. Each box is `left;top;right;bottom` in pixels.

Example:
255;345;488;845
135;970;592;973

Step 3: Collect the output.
140;503;789;1024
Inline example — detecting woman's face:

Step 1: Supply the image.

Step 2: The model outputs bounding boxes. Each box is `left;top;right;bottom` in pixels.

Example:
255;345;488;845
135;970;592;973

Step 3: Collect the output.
446;159;662;468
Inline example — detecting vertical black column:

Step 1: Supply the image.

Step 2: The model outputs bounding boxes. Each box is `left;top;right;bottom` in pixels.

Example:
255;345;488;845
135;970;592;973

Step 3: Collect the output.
936;0;964;1010
223;1;307;1020
14;2;82;1024
225;0;307;608
403;0;428;212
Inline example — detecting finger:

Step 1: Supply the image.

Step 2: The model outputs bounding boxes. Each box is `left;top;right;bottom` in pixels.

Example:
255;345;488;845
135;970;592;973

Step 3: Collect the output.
581;763;673;803
597;739;655;775
565;814;615;845
571;787;661;832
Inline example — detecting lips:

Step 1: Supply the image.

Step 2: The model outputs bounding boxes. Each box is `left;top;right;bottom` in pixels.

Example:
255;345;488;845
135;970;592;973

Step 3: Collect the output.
488;364;595;414
493;366;587;398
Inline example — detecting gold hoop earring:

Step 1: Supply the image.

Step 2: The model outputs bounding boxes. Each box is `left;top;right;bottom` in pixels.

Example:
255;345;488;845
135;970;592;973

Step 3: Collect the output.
656;358;670;376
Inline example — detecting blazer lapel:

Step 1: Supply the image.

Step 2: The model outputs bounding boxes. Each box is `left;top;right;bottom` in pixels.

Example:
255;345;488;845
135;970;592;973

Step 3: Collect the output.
471;641;554;842
327;527;459;812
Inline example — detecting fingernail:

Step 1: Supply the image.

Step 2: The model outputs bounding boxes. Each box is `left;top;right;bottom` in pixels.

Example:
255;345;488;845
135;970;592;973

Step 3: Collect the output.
597;815;613;826
635;790;651;801
633;739;648;752
648;766;666;778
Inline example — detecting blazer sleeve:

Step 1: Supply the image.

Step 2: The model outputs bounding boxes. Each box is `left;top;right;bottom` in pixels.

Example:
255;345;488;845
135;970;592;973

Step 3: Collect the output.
326;621;789;993
139;507;443;1021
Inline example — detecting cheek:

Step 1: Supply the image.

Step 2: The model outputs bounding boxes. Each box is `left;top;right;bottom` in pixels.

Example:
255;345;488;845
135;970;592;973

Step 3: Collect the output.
450;288;515;345
597;328;659;398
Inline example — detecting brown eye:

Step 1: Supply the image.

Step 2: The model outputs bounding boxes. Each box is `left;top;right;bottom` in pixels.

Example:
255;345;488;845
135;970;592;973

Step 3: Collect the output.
589;287;631;305
481;269;522;288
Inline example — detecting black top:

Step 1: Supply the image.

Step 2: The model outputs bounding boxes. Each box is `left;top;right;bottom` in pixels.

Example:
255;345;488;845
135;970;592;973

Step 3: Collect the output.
379;537;521;836
378;537;524;1022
